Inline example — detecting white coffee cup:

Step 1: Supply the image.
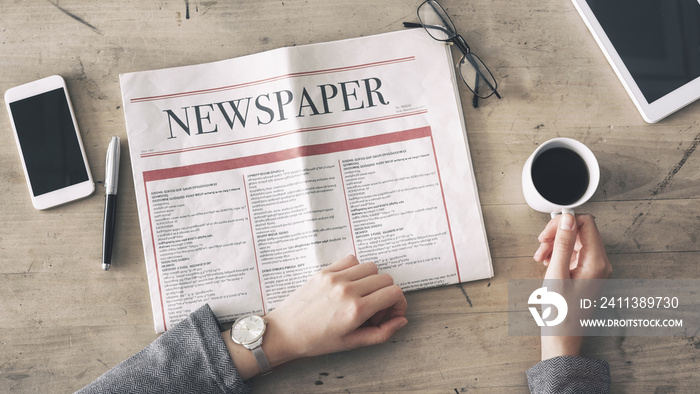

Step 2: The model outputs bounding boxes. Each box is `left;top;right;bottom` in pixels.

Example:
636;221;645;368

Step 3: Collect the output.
522;138;600;218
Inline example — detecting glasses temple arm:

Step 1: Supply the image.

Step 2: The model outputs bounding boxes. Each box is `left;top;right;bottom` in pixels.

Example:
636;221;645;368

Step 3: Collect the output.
472;76;480;108
403;21;455;38
461;53;500;99
402;22;423;28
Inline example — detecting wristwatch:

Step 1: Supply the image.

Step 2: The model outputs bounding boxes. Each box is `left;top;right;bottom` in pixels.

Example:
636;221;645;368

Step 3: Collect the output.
231;314;272;375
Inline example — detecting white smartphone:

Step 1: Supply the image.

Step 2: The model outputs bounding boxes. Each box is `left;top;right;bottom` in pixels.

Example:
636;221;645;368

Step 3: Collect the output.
4;75;95;210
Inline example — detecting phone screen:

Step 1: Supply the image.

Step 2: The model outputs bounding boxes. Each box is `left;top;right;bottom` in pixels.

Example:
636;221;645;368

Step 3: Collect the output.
9;87;89;197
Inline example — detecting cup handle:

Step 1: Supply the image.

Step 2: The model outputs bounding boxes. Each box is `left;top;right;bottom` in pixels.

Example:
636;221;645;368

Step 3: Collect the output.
550;208;575;219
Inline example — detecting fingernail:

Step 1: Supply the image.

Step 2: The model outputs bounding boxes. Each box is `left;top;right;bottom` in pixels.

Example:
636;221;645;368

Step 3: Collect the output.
560;213;575;231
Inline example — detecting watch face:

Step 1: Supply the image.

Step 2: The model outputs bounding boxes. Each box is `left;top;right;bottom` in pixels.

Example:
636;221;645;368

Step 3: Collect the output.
231;315;266;345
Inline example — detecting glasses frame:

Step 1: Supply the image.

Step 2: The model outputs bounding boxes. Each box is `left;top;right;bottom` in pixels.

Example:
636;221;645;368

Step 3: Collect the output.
404;0;501;108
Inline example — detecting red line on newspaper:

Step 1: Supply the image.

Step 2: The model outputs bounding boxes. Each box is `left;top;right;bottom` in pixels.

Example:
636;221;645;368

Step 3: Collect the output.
243;176;267;315
429;136;461;283
140;109;428;159
142;181;169;331
144;127;431;182
337;159;357;257
130;56;415;103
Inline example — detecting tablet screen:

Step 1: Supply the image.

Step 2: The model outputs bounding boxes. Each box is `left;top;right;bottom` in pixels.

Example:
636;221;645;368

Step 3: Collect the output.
585;0;700;104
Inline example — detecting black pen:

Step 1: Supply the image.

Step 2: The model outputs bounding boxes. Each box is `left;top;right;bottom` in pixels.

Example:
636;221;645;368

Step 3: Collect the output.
102;136;120;271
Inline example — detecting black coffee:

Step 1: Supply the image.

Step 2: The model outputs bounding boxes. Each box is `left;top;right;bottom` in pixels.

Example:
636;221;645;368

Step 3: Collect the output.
531;147;589;205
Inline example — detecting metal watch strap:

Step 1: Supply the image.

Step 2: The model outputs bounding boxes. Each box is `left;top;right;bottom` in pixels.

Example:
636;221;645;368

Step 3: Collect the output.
251;345;272;375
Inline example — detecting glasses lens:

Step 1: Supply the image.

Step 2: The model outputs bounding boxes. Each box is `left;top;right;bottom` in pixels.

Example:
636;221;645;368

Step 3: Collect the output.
418;1;456;41
458;53;498;99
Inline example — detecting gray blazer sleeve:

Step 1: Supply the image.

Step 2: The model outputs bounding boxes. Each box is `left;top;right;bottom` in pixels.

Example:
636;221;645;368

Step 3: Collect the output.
78;304;252;394
526;356;610;393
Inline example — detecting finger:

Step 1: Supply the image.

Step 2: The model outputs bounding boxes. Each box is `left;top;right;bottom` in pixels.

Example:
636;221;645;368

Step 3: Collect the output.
537;217;560;243
570;215;612;279
544;213;577;280
534;217;559;261
338;261;379;282
325;255;360;272
361;284;407;322
352;272;394;296
575;214;602;247
342;316;408;350
534;242;552;262
367;308;389;326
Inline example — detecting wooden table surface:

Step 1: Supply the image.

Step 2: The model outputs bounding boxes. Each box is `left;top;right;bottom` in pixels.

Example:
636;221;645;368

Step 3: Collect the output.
1;1;699;392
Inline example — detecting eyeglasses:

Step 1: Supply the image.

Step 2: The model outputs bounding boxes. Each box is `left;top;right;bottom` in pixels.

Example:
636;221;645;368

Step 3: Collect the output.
404;0;501;108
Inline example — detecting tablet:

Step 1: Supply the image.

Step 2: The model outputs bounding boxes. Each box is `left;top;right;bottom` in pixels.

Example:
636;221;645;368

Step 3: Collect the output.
571;0;700;123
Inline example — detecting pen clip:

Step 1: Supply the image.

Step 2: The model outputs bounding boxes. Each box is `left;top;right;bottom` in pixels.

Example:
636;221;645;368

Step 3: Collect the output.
105;136;120;195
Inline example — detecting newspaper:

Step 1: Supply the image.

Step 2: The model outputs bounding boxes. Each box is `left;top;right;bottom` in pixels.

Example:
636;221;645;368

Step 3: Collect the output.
119;29;493;333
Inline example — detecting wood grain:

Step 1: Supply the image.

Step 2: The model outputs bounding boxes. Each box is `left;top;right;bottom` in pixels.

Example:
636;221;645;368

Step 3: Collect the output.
1;1;698;392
